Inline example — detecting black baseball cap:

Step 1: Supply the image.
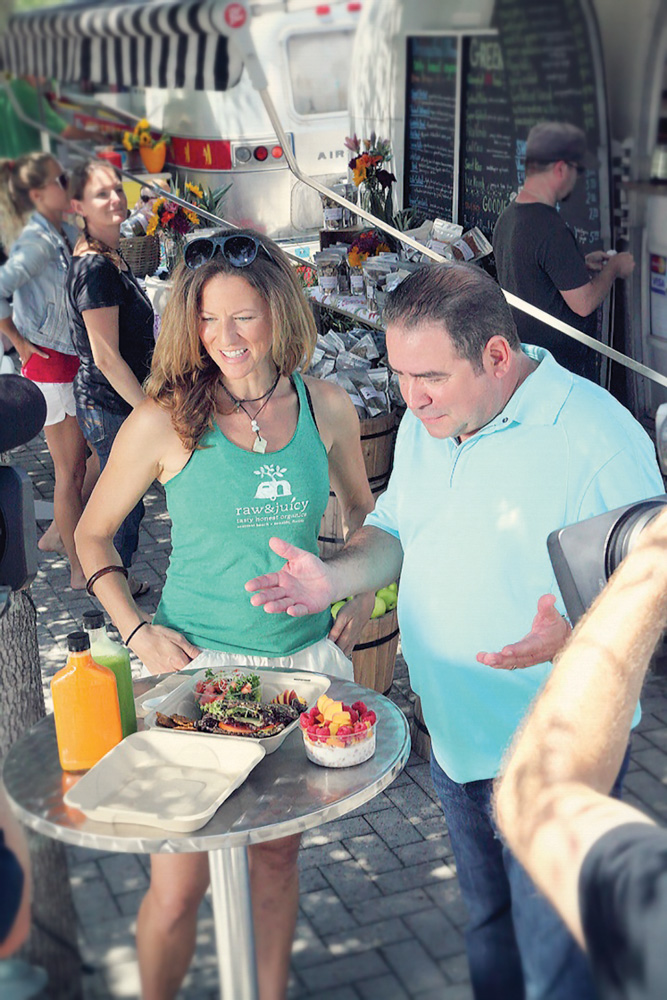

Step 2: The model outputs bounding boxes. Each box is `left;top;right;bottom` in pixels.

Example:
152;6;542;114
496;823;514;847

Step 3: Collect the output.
525;122;597;169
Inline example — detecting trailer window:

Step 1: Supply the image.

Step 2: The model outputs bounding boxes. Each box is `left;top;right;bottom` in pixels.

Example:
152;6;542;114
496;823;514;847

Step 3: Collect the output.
287;31;352;115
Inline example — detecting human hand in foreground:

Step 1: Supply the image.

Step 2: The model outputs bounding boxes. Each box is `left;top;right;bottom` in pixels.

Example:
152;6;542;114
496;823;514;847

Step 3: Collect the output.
476;594;571;670
328;592;375;657
246;537;334;616
128;621;200;674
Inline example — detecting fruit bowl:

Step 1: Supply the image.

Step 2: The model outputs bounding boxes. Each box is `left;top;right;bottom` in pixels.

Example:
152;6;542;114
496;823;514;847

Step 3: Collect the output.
299;694;377;768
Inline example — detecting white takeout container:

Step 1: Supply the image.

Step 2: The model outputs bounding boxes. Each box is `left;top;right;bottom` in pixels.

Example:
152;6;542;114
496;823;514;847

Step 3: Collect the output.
63;730;265;832
144;668;331;754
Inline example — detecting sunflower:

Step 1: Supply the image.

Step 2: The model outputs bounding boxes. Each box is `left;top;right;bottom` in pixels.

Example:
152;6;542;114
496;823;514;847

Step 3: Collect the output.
138;131;154;148
122;132;133;152
135;118;150;134
185;182;204;199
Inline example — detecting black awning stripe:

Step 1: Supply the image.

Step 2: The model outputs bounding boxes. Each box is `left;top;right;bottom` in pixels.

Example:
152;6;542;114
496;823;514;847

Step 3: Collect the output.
0;0;242;91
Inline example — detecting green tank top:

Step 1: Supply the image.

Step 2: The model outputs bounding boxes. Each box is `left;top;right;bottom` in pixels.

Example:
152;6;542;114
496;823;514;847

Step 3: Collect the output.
153;374;332;655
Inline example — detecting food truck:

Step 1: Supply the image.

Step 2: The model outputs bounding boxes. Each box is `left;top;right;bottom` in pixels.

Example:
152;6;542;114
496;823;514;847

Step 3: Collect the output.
347;0;667;421
2;0;665;422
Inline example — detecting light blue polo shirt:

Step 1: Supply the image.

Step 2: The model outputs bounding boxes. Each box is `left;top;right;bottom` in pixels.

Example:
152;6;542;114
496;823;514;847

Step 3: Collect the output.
366;347;664;782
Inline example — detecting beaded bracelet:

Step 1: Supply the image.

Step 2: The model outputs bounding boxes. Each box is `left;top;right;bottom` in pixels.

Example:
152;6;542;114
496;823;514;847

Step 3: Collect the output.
123;620;149;647
85;564;128;596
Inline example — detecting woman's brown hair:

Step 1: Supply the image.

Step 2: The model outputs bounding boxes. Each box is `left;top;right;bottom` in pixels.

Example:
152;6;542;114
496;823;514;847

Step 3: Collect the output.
145;229;316;452
0;152;58;249
68;158;125;266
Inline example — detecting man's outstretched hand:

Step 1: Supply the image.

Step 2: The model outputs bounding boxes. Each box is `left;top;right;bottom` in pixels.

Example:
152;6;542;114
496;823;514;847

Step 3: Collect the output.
476;594;571;670
245;537;334;616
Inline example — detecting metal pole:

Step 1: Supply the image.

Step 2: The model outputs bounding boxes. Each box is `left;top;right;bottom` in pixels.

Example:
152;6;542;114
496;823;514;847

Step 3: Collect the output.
208;846;258;1000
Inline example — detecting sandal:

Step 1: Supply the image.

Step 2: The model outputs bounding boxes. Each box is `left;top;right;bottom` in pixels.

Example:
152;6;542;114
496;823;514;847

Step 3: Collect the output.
129;577;151;599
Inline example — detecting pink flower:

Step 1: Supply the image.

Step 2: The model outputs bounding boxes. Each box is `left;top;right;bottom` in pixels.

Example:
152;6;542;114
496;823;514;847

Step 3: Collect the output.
344;134;360;153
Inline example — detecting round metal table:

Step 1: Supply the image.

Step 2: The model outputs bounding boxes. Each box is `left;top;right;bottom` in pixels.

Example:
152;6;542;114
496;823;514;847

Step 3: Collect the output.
3;673;410;999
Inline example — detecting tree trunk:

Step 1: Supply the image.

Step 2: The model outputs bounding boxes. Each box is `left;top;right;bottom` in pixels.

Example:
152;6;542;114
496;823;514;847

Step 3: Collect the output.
0;590;83;1000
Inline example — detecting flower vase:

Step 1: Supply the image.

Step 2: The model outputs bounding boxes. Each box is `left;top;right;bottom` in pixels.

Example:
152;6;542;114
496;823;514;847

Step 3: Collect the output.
160;232;184;275
140;143;167;174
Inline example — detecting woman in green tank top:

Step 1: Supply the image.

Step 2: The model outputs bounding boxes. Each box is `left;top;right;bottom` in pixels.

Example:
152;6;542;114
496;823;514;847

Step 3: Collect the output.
75;229;376;1000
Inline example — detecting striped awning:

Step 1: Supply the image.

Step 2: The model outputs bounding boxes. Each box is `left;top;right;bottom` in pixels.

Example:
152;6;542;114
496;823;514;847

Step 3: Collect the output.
0;0;245;91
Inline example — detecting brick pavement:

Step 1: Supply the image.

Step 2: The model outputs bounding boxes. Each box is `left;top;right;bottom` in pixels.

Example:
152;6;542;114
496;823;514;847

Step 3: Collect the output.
7;422;667;1000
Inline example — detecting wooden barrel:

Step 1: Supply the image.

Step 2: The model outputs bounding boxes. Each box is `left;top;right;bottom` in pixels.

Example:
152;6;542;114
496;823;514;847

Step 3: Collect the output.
318;411;397;558
351;608;399;695
410;696;431;760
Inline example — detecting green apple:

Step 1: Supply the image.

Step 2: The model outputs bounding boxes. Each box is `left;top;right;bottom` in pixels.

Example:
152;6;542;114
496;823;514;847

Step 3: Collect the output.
331;600;346;619
376;586;397;611
370;595;387;618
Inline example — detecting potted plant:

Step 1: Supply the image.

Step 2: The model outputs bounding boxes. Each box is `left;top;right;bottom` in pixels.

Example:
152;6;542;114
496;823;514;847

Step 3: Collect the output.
122;119;170;173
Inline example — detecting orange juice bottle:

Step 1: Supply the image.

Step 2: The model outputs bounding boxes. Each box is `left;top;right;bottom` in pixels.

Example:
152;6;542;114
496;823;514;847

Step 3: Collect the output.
51;632;123;771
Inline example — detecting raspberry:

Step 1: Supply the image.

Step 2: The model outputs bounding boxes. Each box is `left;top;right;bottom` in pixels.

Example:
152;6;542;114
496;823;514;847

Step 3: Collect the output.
361;710;377;725
353;721;366;734
352;701;367;716
299;714;310;729
349;709;359;724
337;725;353;737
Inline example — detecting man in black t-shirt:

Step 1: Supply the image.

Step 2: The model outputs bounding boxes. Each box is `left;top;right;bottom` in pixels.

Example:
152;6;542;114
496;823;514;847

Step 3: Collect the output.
493;122;635;380
495;507;667;1000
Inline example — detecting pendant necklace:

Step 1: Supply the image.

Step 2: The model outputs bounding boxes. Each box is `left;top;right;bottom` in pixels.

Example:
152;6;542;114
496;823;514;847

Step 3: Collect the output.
219;372;281;454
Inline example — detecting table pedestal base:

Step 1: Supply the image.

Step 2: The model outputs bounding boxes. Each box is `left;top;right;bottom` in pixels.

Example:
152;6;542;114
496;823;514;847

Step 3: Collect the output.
209;846;258;1000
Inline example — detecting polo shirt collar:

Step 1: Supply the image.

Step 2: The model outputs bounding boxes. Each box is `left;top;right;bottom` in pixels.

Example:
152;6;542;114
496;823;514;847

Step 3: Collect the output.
480;345;574;436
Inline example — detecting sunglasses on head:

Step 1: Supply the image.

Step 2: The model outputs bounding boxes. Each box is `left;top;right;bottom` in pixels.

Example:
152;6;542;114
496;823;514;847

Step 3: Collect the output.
183;233;274;271
44;172;68;191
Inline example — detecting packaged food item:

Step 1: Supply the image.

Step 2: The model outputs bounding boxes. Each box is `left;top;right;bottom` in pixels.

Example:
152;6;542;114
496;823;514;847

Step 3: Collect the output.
82;610;137;738
314;251;341;293
51;632;123;771
444;227;493;262
362;259;396;311
319;191;344;231
348;263;365;296
331;182;357;228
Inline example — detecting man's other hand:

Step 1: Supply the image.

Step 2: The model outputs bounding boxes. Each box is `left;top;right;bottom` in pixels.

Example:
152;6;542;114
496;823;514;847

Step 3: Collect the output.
476;594;571;670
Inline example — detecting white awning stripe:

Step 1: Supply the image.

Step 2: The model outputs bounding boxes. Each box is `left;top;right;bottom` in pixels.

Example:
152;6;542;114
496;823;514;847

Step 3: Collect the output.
0;0;244;91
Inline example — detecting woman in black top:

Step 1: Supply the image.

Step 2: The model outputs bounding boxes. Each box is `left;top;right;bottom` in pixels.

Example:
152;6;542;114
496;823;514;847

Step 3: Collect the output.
67;160;154;584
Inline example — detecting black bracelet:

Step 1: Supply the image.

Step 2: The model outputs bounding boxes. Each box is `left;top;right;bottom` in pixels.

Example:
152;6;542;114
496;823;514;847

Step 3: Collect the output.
123;620;149;647
86;564;128;596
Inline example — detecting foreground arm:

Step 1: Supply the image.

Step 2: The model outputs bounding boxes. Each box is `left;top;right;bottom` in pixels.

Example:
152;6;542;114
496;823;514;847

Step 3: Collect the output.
74;401;200;672
246;526;403;617
310;378;377;654
495;508;667;945
0;784;31;958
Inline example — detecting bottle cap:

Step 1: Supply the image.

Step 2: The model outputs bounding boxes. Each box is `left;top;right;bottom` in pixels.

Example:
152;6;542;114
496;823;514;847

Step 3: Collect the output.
82;609;105;630
67;631;91;652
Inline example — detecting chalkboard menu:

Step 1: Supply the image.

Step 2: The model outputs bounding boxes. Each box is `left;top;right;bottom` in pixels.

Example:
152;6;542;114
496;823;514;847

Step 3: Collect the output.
404;0;606;248
404;36;458;222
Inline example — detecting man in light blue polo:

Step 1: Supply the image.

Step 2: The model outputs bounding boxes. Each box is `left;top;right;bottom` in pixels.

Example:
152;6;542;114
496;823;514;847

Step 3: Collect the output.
246;263;664;1000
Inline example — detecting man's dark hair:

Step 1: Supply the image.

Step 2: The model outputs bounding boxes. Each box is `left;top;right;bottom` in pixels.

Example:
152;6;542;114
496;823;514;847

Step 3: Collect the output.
383;263;520;370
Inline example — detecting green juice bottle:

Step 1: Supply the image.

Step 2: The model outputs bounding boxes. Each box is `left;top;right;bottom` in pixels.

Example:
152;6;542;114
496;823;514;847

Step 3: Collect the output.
82;609;137;738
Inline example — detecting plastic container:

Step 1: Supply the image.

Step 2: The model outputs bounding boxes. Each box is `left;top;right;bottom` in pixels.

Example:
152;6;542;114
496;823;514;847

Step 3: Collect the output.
83;610;137;738
63;730;265;832
301;719;376;768
51;632;123;772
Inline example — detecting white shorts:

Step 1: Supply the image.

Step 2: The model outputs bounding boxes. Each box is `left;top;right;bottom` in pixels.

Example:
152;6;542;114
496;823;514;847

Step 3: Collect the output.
32;380;77;427
186;637;354;681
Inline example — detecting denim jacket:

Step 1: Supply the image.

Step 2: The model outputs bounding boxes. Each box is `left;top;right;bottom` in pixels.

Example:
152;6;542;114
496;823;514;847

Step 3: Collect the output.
0;212;79;354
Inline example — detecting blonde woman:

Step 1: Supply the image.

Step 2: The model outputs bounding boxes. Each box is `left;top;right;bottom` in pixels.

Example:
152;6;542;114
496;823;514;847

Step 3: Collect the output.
75;229;375;1000
0;153;88;588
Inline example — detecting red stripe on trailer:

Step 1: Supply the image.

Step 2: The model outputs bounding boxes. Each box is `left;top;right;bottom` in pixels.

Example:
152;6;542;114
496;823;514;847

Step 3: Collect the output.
169;137;232;170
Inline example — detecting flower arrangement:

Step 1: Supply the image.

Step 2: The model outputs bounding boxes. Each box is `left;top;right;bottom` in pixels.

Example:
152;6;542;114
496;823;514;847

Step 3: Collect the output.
122;118;169;151
145;181;231;237
348;230;391;267
345;132;396;225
